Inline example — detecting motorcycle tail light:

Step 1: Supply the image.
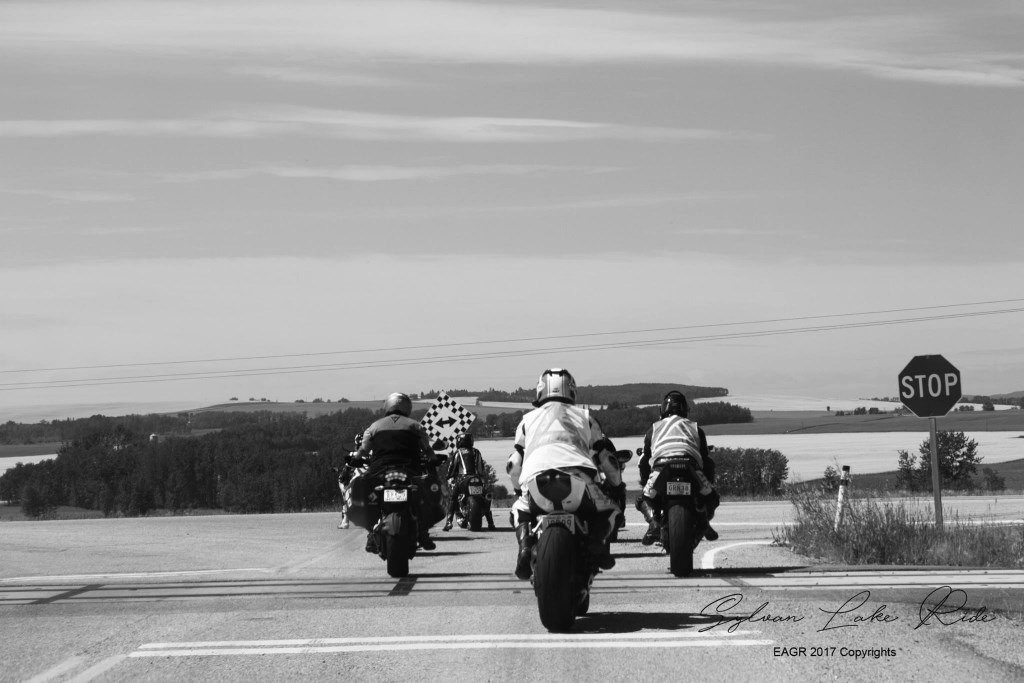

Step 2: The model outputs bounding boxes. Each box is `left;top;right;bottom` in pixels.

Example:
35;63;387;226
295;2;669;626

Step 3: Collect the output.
535;470;572;504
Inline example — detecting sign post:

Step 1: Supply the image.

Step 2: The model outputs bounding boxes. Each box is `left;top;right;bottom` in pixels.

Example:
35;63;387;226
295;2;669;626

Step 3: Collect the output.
897;354;962;527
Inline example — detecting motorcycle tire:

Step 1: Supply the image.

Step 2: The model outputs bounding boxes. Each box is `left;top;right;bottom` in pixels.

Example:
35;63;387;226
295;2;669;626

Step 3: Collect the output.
534;525;577;632
468;497;483;532
385;534;411;578
668;505;695;577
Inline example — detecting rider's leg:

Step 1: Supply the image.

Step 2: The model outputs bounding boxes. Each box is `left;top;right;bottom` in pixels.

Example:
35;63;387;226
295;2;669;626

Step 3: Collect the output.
637;471;663;545
588;488;619;571
511;498;534;579
702;489;720;541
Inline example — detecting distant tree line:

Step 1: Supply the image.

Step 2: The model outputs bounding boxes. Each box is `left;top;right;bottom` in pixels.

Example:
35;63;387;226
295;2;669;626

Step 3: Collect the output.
471;401;752;440
1;413;190;445
1;410;377;518
1;398;753;518
712;448;789;497
895;430;1006;492
418;383;730;406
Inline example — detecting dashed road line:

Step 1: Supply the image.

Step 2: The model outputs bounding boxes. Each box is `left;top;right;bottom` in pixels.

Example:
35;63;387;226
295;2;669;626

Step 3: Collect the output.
22;655;86;683
0;568;274;583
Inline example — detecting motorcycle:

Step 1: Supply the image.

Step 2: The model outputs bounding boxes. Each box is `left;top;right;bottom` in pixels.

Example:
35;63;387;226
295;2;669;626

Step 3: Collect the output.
525;449;633;632
638;446;714;577
454;473;491;532
347;460;423;578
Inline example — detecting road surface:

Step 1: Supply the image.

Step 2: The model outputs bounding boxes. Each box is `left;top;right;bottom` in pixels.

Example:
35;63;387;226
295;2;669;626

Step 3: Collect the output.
2;500;1024;682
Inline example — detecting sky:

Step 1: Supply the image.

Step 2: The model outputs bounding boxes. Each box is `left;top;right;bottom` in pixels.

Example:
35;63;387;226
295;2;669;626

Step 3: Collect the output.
2;0;1023;421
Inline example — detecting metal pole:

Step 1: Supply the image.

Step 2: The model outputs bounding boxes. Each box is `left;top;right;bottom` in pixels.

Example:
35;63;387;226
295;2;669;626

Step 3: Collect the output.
834;465;850;532
929;417;943;527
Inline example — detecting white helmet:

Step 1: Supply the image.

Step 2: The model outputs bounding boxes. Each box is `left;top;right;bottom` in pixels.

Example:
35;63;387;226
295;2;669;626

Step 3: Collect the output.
534;368;577;406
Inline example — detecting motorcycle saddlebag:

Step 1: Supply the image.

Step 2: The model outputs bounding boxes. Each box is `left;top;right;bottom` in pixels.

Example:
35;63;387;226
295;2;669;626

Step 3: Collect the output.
415;474;447;527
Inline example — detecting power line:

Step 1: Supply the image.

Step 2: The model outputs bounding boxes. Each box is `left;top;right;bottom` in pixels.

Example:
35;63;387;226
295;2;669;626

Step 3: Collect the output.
3;296;1024;375
3;305;1022;391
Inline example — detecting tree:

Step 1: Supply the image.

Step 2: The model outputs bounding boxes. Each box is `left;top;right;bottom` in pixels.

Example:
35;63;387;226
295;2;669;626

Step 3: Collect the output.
981;467;1005;492
20;482;52;518
820;465;840;494
895;431;981;491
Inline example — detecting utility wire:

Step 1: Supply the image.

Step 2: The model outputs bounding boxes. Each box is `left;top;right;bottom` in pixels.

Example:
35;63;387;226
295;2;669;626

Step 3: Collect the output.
3;296;1024;375
3;306;1022;391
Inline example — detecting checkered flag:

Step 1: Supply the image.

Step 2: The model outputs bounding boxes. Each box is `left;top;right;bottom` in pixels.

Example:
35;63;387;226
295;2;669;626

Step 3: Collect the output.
421;391;476;450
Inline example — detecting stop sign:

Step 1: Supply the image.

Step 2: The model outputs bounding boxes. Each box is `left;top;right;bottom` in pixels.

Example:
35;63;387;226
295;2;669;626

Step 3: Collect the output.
898;355;962;418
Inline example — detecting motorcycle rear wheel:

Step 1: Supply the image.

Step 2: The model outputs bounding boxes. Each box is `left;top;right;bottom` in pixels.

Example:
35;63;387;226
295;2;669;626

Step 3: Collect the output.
668;505;695;577
468;497;483;532
385;534;411;578
534;525;577;632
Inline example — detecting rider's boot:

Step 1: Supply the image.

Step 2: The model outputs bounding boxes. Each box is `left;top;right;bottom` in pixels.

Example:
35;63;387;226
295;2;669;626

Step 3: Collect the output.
338;509;350;530
590;516;616;571
636;496;662;546
486;513;496;530
365;531;378;554
514;523;534;580
702;490;721;541
442;514;454;532
419;528;436;551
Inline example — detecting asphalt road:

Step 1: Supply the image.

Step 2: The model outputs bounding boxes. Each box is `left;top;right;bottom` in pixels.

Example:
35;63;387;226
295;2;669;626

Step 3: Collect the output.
3;499;1024;682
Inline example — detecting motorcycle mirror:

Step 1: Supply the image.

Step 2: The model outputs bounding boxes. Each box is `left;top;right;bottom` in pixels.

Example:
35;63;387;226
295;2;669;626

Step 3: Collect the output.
614;449;633;464
635;447;643;456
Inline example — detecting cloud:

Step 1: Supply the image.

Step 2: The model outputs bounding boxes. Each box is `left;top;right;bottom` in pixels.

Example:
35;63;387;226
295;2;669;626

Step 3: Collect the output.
0;187;135;202
160;164;623;183
230;66;409;88
1;1;1021;87
0;108;763;143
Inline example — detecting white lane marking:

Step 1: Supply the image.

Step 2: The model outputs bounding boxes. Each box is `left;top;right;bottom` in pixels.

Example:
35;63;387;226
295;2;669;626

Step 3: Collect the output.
65;655;126;683
0;568;274;583
701;541;774;570
132;641;773;656
23;656;86;683
139;631;762;649
133;632;771;657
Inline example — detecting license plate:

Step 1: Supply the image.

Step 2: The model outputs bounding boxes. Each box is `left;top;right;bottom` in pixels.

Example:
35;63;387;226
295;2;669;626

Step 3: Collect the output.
384;489;408;503
468;485;484;495
666;481;692;496
540;513;575;533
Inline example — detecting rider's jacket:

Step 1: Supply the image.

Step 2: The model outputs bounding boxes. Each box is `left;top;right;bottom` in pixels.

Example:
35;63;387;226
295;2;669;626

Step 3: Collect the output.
357;414;435;474
513;402;607;487
448;447;483;479
644;415;705;471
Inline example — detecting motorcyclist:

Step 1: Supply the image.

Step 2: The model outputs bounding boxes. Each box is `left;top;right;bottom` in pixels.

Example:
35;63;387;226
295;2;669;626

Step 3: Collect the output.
336;433;365;530
353;392;443;553
506;368;624;580
443;433;496;531
637;390;720;545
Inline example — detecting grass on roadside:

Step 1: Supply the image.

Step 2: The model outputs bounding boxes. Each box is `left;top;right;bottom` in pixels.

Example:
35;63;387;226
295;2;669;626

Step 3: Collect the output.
775;488;1024;568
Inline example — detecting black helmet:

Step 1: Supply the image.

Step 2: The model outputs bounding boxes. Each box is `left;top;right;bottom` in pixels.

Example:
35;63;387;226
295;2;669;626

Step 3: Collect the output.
457;433;474;449
383;392;412;417
660;391;688;419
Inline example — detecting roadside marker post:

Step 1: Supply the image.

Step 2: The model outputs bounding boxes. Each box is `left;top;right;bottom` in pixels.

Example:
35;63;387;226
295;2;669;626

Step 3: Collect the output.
898;354;962;528
834;465;850;532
